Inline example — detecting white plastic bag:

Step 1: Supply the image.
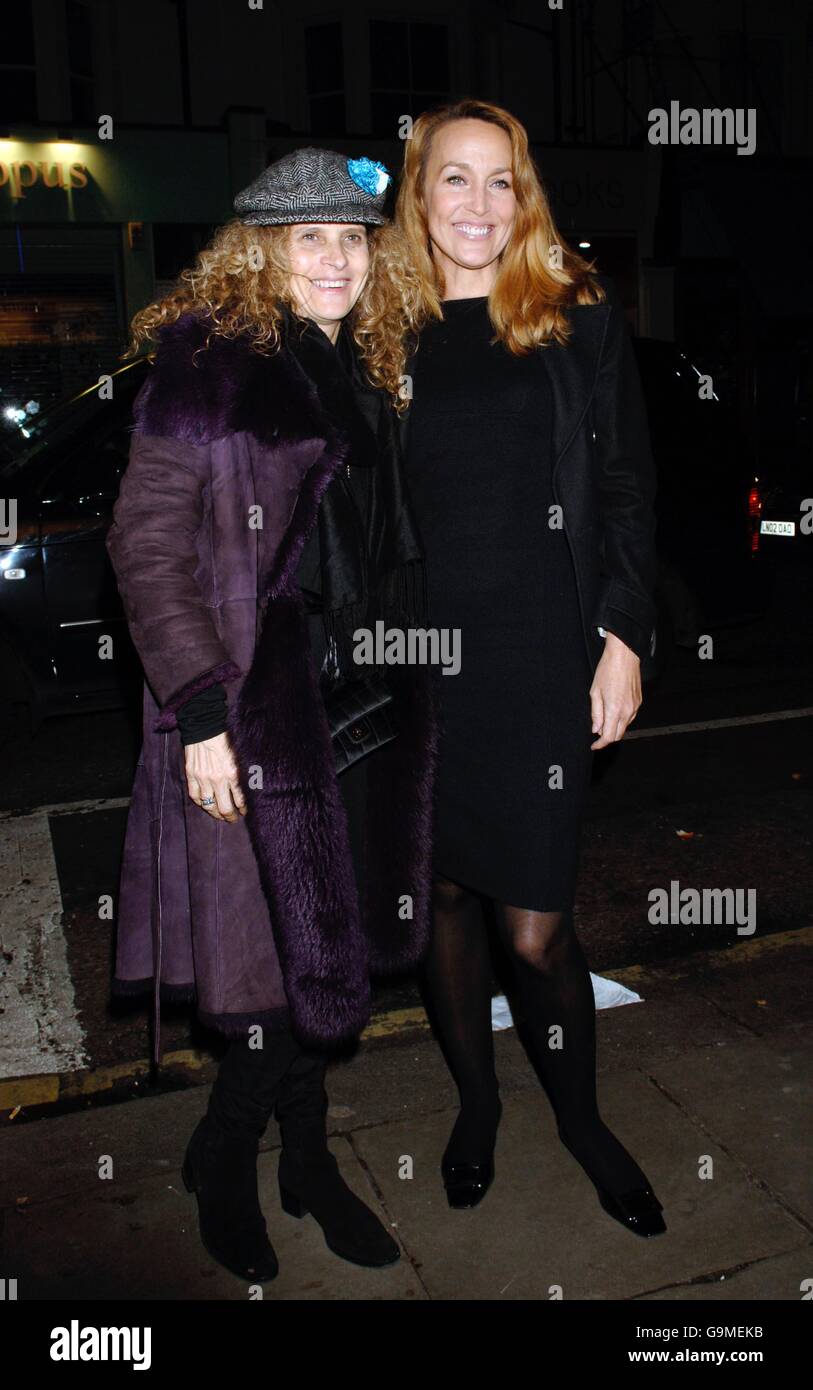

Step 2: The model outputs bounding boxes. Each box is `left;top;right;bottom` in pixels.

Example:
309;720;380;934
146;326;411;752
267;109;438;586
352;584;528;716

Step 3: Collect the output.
491;973;642;1031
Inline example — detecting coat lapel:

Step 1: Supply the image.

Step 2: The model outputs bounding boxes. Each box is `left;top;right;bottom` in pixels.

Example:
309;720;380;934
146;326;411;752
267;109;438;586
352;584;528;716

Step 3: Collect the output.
545;303;611;483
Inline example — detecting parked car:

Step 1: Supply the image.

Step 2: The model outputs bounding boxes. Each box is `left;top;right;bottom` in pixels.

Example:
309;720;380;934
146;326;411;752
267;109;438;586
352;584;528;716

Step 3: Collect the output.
747;338;812;567
750;460;811;554
0;360;147;727
631;337;768;668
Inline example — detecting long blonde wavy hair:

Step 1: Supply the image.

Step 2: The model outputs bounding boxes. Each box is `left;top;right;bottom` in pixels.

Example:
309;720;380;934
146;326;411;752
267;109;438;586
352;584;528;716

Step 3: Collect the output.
396;99;607;353
125;217;422;410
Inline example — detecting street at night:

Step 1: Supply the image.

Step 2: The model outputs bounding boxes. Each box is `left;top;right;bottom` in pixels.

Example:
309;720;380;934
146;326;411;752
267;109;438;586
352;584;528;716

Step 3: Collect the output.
2;583;812;1079
2;571;810;1311
0;0;811;1364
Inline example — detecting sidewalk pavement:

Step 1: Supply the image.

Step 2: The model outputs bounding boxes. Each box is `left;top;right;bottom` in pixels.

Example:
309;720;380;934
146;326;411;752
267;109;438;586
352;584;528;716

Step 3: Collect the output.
1;930;811;1301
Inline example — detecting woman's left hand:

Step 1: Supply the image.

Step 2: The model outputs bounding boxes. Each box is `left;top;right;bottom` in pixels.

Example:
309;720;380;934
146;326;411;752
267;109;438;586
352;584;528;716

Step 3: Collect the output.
589;631;642;749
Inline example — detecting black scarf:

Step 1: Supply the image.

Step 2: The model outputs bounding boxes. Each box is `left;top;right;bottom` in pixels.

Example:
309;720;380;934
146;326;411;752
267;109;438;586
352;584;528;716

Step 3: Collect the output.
281;306;428;685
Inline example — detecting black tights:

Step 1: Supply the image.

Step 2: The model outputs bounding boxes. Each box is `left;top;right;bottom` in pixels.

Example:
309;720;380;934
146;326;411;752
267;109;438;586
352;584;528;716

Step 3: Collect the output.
418;876;649;1194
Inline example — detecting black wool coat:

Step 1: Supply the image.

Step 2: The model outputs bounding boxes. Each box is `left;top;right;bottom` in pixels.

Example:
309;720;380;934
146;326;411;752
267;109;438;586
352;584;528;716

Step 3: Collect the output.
399;273;658;669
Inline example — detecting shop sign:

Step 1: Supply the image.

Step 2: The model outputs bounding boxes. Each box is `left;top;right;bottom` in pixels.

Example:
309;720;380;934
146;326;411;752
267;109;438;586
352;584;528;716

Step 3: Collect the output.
0;158;89;200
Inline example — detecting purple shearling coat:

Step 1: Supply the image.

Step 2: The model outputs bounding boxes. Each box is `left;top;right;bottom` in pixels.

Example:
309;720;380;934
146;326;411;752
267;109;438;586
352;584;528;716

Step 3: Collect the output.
107;313;437;1062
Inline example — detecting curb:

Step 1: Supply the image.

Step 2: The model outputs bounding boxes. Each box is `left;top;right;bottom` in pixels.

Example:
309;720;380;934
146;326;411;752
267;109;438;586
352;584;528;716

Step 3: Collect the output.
2;927;810;1115
0;1009;434;1115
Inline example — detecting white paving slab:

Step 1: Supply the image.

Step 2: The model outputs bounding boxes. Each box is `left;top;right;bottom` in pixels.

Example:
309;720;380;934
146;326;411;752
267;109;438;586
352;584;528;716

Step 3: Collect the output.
0;809;87;1077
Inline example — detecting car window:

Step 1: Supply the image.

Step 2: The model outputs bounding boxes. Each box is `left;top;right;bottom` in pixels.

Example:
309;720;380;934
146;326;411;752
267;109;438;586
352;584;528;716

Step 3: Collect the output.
633;341;731;445
0;361;146;485
39;413;135;506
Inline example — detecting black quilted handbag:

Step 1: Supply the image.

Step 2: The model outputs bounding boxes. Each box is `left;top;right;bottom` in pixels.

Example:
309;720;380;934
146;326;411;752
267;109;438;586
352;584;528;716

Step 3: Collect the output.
323;671;398;775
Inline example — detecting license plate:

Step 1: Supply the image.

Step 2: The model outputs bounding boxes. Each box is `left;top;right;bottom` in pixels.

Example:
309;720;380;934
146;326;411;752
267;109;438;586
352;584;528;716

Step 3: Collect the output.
760;519;795;536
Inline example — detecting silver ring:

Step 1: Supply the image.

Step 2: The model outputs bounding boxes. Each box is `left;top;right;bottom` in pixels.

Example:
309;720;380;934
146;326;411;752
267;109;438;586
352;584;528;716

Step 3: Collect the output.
201;797;215;806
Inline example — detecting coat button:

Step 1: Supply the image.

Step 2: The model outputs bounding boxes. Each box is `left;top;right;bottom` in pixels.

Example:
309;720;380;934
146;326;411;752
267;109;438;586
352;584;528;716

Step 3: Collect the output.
348;721;367;742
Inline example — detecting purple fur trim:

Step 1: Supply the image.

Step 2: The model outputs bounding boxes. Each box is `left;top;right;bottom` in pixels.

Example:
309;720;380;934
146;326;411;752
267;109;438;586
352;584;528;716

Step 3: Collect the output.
134;312;341;451
229;573;371;1048
155;660;242;732
364;664;440;974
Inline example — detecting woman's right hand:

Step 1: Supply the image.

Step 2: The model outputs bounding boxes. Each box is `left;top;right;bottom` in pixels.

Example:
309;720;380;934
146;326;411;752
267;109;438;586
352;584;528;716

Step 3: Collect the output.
184;733;247;823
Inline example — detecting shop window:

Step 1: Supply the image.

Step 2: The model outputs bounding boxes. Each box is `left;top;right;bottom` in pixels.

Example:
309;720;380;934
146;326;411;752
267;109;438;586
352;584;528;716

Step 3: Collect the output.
369;19;450;136
305;21;345;135
67;0;95;126
0;274;121;417
0;1;37;125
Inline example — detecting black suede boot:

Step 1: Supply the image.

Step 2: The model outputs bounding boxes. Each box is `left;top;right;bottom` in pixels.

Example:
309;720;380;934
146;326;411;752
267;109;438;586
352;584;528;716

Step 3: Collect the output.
182;1027;300;1283
276;1048;400;1268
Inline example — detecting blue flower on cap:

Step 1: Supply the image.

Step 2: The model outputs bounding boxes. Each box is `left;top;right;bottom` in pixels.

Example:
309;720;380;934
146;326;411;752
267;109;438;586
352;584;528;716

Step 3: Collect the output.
347;157;391;197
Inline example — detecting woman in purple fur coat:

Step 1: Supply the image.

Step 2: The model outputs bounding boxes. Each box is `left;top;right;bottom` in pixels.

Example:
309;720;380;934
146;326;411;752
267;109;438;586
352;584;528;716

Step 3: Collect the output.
106;148;436;1284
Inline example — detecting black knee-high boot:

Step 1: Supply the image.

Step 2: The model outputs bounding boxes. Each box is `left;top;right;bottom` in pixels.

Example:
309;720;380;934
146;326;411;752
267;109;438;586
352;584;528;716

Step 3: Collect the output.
182;1026;300;1283
275;1047;400;1268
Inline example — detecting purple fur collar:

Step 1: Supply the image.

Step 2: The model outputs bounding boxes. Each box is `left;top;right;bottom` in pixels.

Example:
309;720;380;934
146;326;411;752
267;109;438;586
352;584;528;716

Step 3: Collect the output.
134;311;344;453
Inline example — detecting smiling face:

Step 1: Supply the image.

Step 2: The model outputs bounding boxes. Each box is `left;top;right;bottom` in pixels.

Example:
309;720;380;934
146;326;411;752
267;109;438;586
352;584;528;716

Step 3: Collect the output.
286;222;370;340
422;119;517;296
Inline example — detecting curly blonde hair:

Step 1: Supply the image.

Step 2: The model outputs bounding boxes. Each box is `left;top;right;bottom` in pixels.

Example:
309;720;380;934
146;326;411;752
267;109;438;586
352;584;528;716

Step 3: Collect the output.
125;217;422;410
395;99;607;354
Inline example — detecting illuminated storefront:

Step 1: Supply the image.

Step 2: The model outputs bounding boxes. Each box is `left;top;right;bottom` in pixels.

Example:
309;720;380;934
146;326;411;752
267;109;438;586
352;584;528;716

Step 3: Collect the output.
0;126;235;412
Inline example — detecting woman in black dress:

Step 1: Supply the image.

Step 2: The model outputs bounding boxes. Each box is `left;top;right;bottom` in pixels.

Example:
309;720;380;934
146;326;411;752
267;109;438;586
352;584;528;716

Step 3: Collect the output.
396;100;665;1236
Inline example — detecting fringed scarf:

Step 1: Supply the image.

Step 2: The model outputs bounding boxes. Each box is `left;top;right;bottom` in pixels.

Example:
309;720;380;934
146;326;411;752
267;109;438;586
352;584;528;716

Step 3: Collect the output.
281;306;429;688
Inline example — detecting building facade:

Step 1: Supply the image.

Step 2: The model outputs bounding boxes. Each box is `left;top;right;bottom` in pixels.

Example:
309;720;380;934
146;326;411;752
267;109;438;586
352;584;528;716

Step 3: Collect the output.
1;0;810;423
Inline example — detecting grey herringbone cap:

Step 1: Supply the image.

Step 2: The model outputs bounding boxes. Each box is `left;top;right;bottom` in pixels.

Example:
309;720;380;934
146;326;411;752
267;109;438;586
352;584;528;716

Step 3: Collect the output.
233;146;389;226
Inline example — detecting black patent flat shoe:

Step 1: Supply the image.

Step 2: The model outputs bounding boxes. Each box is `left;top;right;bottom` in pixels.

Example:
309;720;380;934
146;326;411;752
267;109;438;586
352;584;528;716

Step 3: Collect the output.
557;1123;666;1238
441;1157;495;1209
596;1184;666;1238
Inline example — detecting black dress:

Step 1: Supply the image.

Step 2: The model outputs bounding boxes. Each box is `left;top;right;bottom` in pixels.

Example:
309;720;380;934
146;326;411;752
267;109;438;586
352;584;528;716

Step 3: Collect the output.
404;296;594;911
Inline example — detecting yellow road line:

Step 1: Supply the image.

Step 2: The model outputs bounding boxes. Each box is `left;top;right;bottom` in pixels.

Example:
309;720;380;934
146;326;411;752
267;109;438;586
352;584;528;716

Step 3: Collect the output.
2;927;810;1113
0;1047;213;1113
363;1005;429;1038
0;1074;60;1110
